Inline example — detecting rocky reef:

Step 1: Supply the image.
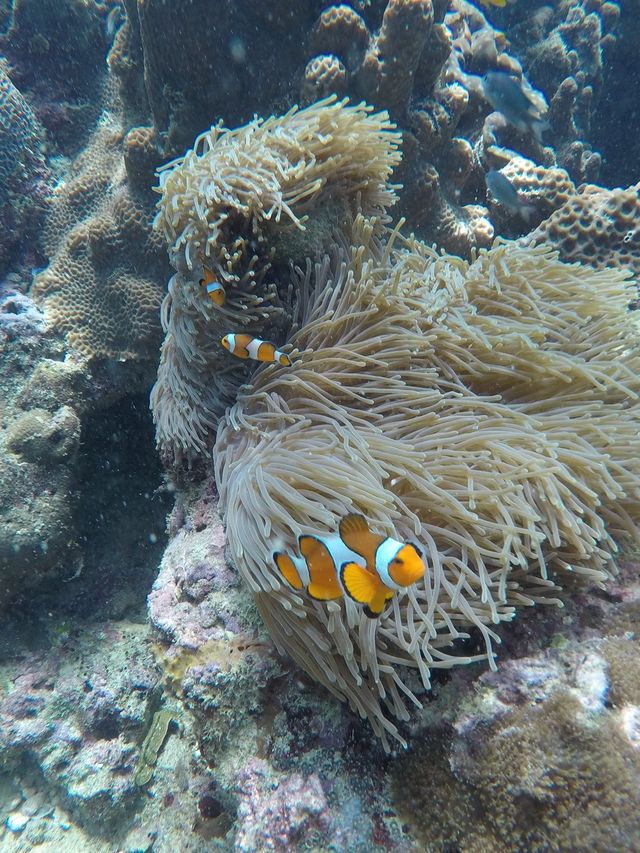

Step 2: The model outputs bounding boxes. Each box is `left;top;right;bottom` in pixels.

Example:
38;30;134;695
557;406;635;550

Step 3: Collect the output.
0;0;639;850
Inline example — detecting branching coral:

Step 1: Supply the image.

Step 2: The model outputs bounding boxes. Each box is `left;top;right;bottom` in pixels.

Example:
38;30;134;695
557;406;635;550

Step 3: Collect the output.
213;217;640;745
151;97;402;460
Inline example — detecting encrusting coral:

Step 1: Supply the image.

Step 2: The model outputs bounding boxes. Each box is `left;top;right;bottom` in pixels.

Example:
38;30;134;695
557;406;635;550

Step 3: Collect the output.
153;98;640;746
151;97;402;460
32;115;169;364
529;181;640;282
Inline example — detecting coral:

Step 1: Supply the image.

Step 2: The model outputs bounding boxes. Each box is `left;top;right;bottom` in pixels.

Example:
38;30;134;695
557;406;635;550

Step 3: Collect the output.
110;0;316;155
300;1;540;254
301;54;348;102
151;98;401;459
487;156;576;233
32;117;169;363
356;0;435;120
123;123;163;188
501;0;621;183
6;406;80;464
0;397;80;603
0;287;44;340
234;759;332;853
393;635;640;851
0;0;110;153
0;622;218;847
529;182;640;280
146;484;417;850
213;219;640;746
0;64;50;273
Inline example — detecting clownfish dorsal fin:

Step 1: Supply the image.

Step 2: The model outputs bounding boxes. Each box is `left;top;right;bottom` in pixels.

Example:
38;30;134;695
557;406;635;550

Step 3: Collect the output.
338;514;381;567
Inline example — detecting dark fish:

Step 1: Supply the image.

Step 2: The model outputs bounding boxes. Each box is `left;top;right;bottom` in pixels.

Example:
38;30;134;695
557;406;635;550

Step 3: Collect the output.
486;170;535;223
482;71;549;142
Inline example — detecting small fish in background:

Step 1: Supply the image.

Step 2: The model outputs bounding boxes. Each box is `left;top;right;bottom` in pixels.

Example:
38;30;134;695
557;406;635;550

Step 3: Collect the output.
274;514;425;618
221;333;292;366
477;0;513;7
482;71;549;142
200;267;226;306
486;169;535;223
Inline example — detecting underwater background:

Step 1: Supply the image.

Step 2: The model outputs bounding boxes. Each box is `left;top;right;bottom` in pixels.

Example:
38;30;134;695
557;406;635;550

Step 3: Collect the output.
1;1;640;851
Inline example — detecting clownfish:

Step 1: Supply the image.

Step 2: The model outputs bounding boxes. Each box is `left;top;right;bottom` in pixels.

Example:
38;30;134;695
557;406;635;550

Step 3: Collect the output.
477;0;513;8
221;333;292;366
274;514;425;618
200;267;225;306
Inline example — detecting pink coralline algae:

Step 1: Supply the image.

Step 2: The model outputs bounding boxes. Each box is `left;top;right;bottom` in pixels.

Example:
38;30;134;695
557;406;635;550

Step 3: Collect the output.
235;759;333;853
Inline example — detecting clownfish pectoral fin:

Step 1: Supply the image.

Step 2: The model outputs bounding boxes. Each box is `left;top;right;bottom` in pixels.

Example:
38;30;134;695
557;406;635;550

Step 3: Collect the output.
298;535;342;600
364;586;393;618
278;353;292;367
340;561;380;605
274;552;304;591
338;514;379;565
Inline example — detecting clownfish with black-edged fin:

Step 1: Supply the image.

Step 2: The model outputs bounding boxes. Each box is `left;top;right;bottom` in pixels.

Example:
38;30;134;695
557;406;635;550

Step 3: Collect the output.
221;333;292;366
200;266;226;306
338;514;425;617
273;514;425;618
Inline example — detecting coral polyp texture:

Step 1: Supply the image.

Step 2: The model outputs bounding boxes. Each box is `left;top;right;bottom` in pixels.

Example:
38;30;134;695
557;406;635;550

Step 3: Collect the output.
32;116;169;363
0;64;50;273
529;181;640;280
151;97;402;459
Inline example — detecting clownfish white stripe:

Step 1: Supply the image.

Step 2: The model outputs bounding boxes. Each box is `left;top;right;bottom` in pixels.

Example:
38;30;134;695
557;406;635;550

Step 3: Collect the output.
374;539;404;591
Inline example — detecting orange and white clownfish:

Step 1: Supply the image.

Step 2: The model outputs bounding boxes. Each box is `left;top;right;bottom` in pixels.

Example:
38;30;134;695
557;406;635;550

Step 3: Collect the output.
200;266;225;306
274;514;425;618
221;333;292;366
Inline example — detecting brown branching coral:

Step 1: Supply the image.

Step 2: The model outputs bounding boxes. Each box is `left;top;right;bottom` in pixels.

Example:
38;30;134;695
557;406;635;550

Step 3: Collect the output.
151;97;402;460
213;217;640;746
